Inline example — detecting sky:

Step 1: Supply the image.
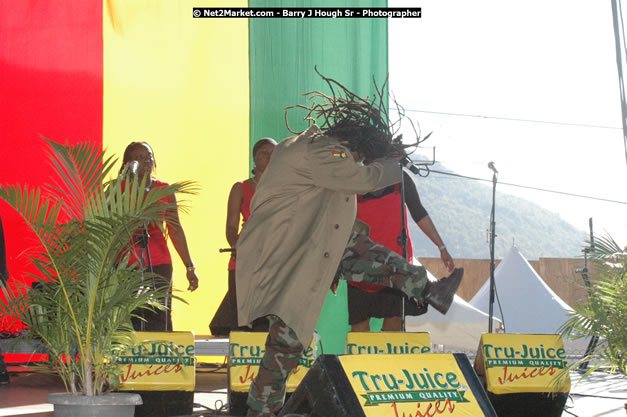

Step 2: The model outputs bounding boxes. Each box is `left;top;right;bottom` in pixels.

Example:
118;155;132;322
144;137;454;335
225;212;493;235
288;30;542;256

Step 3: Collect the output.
389;0;627;246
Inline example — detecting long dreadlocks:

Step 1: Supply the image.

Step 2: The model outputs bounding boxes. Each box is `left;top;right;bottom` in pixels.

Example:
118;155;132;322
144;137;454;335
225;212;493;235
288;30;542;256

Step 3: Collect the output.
285;67;424;162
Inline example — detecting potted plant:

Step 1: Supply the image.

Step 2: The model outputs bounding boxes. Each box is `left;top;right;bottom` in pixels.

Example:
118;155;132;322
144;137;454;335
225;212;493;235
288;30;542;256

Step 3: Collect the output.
559;234;626;377
0;139;194;416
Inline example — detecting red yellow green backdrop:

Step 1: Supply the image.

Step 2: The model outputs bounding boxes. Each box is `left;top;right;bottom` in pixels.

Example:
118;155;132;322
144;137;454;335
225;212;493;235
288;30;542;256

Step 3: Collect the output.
0;0;387;354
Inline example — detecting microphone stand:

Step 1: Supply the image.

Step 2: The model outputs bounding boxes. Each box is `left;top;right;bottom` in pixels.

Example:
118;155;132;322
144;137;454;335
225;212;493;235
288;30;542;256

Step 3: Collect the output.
399;167;408;332
488;170;498;333
137;223;156;332
397;152;435;333
578;218;598;371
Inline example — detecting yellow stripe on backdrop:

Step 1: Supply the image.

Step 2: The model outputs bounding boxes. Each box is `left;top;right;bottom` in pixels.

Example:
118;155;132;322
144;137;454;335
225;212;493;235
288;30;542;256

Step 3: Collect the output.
103;0;249;337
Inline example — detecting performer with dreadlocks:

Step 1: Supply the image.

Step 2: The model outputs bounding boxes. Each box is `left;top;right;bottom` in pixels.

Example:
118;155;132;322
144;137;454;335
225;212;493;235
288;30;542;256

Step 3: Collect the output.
235;70;463;417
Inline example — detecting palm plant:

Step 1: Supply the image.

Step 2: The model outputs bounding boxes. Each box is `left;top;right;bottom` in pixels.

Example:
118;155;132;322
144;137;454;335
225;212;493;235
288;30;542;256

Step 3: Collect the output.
559;234;626;376
0;139;194;396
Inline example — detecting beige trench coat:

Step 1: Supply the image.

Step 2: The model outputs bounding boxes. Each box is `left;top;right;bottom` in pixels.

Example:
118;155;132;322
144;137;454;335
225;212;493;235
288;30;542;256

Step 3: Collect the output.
235;125;401;346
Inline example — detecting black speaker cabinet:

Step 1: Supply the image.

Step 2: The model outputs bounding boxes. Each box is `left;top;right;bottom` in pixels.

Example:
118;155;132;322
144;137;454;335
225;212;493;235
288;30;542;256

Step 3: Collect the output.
230;391;295;416
474;333;571;417
487;391;568;417
116;331;196;416
279;354;496;417
133;390;193;417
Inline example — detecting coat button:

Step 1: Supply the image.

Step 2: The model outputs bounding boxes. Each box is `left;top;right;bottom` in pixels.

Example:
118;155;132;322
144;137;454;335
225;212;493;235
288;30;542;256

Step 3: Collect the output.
345;197;349;202
334;224;339;229
324;252;330;258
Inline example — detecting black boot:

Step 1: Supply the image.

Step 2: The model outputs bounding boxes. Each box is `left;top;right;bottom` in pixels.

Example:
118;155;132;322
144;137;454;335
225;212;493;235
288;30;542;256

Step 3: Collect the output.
423;268;464;315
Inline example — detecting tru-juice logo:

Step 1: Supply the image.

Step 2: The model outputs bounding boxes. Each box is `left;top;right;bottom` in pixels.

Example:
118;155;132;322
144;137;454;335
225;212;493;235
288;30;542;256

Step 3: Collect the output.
229;343;315;367
352;367;469;408
230;343;315;384
346;342;431;355
119;342;195;383
483;343;567;385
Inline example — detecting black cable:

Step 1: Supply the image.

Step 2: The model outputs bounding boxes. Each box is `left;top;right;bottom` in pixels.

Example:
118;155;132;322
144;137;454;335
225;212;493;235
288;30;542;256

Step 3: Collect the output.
493;285;507;332
195;362;227;374
422;168;627;205
190;399;231;415
193;402;213;410
571;393;627;400
560;394;580;417
195;357;228;373
394;107;622;131
562;409;579;417
196;361;226;367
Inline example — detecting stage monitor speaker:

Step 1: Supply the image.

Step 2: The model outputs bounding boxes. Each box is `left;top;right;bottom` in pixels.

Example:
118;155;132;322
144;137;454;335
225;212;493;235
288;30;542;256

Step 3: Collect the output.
133;390;194;417
228;331;319;416
279;353;497;417
474;333;571;417
117;331;196;417
345;331;431;355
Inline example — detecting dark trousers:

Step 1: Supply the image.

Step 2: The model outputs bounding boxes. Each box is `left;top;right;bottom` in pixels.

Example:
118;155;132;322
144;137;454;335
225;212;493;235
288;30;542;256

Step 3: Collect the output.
210;269;269;336
131;263;173;332
0;346;9;383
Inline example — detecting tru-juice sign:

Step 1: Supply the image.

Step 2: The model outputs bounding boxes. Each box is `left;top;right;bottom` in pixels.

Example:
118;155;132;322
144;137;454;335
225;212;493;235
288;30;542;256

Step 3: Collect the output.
229;331;317;393
340;354;487;417
346;332;431;355
118;331;195;392
475;333;571;395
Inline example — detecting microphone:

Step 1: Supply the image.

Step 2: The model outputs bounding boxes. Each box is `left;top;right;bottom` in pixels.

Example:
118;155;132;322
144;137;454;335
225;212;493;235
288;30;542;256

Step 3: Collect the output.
400;157;421;175
488;161;498;174
127;160;139;176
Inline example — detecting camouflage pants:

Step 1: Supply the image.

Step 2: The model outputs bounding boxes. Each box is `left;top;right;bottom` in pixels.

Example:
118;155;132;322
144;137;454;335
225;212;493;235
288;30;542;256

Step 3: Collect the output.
247;233;428;416
247;315;304;416
336;232;429;302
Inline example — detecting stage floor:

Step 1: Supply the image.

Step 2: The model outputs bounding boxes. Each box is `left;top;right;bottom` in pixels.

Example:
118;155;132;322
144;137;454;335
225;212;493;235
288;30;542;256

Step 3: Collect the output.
0;363;231;417
0;365;625;416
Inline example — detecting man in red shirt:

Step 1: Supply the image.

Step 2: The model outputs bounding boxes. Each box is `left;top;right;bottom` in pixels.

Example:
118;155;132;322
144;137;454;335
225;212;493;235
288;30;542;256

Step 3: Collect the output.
347;171;455;331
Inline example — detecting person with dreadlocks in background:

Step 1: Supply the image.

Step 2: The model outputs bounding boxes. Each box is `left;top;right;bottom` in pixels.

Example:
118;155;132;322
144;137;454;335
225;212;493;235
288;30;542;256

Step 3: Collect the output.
235;70;463;417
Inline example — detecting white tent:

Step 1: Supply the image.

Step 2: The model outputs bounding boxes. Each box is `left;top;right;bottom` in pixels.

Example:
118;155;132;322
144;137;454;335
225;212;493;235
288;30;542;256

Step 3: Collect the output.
405;264;502;353
469;246;588;353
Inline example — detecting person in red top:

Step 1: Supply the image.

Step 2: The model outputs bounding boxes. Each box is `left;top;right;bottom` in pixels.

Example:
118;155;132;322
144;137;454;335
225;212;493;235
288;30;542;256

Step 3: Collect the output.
121;141;199;332
210;138;277;335
348;171;455;331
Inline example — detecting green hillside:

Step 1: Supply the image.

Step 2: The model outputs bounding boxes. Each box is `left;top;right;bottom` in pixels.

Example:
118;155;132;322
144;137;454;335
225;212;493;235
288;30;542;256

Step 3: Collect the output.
406;163;587;260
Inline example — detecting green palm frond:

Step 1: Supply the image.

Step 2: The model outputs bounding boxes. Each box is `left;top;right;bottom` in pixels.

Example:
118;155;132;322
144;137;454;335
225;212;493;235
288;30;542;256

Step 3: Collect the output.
0;139;195;396
559;233;626;376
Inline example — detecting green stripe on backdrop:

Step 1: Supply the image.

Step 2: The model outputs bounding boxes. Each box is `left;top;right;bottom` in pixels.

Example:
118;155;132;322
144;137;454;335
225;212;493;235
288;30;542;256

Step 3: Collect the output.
249;0;388;354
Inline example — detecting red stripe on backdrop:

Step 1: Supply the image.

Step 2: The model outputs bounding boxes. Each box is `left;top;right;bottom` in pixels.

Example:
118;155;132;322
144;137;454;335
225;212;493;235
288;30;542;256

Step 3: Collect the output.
0;2;103;334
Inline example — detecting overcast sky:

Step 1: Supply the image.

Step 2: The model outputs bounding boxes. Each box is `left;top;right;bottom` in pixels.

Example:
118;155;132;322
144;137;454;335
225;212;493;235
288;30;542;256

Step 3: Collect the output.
389;0;627;245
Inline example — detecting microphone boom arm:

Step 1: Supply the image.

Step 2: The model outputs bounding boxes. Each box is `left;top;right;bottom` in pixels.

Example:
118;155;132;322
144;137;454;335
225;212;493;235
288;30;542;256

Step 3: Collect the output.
400;147;436;176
